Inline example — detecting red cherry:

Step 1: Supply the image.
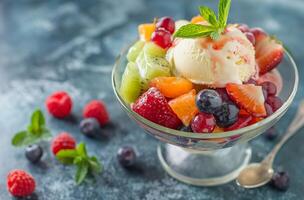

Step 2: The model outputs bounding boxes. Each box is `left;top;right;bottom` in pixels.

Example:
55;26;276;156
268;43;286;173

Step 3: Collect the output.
245;32;256;45
156;17;175;34
237;24;250;33
245;78;257;85
250;27;267;41
191;113;216;133
265;103;273;116
225;115;252;131
266;96;283;113
151;29;172;49
260;81;277;97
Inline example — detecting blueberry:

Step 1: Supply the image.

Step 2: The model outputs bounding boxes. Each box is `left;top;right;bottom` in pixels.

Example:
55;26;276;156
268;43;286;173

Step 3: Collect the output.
271;171;290;191
180;126;192;132
25;144;43;163
80;118;101;137
214;102;239;128
196;89;222;114
117;146;136;167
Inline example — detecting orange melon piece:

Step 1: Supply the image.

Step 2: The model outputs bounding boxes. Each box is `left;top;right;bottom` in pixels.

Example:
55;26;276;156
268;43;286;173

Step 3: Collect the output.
168;90;199;126
213;126;224;133
191;15;205;24
138;23;156;41
150;77;193;98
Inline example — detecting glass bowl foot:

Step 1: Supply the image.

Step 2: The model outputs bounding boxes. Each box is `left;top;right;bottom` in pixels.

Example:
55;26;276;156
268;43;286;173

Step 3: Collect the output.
157;143;252;186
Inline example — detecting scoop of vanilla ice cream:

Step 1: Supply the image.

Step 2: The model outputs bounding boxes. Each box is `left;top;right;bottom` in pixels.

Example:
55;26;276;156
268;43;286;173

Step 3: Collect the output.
169;26;256;87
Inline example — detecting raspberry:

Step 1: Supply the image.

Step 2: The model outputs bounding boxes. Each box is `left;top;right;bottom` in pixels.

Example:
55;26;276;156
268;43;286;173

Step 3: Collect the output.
83;100;109;126
51;132;76;155
132;87;182;129
7;170;36;197
46;91;72;118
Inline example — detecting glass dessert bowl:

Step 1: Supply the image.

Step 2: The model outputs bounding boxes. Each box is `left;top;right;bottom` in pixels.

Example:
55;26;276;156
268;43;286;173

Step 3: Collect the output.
112;0;298;186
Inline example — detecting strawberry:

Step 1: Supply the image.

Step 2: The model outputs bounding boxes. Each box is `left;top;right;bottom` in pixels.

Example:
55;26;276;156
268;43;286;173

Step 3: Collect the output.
226;83;266;117
51;132;76;155
255;35;284;75
7;170;36;197
132;87;182;129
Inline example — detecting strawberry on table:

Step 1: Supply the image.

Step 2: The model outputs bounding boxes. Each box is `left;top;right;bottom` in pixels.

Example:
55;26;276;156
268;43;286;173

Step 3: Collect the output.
226;83;267;117
132;87;182;129
255;34;284;75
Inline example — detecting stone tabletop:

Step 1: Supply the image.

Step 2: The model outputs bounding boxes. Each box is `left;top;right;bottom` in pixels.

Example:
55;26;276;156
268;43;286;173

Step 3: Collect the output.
0;0;303;199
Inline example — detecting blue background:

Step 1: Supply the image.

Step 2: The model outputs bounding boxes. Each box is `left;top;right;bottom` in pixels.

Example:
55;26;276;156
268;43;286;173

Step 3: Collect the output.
0;0;303;199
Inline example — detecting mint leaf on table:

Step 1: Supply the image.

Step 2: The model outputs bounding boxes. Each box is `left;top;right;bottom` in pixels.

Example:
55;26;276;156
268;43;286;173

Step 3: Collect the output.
56;142;103;185
75;161;89;185
11;109;51;147
174;0;231;40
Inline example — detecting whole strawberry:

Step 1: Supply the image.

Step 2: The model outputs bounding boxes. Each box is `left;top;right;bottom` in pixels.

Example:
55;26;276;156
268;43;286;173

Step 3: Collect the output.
83;100;109;126
51;132;76;155
7;170;36;197
46;91;73;118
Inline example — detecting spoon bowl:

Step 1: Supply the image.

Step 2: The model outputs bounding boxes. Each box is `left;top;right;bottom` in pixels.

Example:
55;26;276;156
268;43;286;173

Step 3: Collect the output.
236;163;274;188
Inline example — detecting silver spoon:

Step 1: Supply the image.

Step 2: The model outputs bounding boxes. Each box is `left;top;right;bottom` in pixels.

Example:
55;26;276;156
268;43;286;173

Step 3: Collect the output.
236;100;304;188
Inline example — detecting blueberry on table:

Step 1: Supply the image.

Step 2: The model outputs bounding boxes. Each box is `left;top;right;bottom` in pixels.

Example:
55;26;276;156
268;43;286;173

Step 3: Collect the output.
271;171;290;191
80;118;101;138
117;146;137;167
214;102;239;128
25;144;43;163
196;89;223;114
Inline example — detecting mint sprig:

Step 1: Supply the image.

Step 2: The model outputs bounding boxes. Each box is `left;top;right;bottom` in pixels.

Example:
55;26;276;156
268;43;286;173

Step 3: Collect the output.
12;109;51;147
56;142;103;185
174;0;231;40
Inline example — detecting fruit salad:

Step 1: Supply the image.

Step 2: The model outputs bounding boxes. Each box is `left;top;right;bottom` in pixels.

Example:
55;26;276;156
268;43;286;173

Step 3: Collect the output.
119;0;284;133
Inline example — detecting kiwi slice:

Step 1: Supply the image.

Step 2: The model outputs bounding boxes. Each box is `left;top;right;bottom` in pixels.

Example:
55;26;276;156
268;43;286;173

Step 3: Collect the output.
136;51;171;82
127;40;145;62
143;42;166;58
119;62;142;103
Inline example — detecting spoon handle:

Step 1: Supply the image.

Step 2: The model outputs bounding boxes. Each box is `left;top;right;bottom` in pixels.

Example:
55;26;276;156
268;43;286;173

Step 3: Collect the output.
263;100;304;166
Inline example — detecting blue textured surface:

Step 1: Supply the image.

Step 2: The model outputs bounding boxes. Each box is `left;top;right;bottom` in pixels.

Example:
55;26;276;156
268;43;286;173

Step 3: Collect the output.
0;0;303;199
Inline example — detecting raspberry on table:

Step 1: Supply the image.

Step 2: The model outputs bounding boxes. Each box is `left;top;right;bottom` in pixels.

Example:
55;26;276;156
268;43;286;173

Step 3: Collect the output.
51;132;76;155
46;91;73;118
7;170;36;197
83;100;110;126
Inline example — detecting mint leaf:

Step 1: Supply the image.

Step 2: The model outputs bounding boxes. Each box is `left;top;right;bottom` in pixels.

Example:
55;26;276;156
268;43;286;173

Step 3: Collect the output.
12;109;51;147
75;161;89;185
218;0;231;28
210;31;220;40
76;143;87;157
11;131;28;147
199;6;218;26
29;109;45;134
56;149;79;164
174;24;216;38
88;156;102;174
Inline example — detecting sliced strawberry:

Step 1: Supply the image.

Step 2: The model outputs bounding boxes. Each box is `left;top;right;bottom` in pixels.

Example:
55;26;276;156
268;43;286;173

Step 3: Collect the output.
132;87;182;129
255;36;284;75
226;83;267;117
